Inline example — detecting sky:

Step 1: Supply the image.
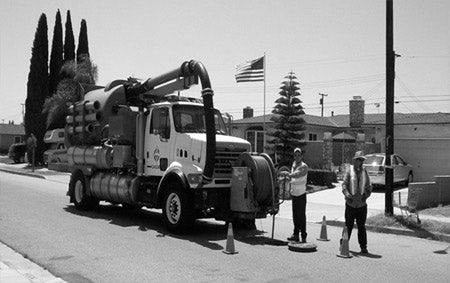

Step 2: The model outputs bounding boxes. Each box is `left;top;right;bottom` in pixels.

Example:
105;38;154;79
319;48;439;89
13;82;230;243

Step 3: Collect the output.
0;0;449;124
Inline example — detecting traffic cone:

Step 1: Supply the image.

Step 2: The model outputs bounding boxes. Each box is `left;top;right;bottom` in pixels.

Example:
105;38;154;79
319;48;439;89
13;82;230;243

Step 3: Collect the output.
223;223;238;254
317;216;330;241
337;226;352;258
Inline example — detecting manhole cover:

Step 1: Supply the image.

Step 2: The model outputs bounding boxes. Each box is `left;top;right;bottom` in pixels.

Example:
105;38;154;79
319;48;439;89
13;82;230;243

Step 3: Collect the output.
288;242;317;252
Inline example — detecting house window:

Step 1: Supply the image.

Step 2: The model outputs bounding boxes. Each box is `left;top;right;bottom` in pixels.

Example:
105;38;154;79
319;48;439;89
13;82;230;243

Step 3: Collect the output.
14;136;22;143
309;133;317;141
246;130;264;153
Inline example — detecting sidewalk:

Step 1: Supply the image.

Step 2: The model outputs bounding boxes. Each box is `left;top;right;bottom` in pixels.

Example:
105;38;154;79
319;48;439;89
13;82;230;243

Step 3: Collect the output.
0;242;66;283
0;162;70;183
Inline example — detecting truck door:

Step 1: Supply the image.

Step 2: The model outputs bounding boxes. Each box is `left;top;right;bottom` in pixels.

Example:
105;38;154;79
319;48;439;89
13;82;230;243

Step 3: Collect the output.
145;107;173;176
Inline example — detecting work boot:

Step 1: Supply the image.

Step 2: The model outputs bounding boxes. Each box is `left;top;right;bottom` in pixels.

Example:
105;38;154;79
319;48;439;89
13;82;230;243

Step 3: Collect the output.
301;238;307;243
361;247;368;254
287;234;299;242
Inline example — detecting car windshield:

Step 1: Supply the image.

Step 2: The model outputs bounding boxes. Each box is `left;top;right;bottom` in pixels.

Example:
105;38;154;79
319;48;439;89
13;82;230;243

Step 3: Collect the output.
172;105;227;134
364;156;384;166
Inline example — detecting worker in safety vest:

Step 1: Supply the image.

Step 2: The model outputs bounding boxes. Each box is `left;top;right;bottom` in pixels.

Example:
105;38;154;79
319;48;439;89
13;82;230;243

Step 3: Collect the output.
281;147;309;243
342;151;372;254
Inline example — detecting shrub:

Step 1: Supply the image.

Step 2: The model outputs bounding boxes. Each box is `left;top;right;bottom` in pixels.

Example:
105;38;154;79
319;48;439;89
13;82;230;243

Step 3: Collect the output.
307;169;337;188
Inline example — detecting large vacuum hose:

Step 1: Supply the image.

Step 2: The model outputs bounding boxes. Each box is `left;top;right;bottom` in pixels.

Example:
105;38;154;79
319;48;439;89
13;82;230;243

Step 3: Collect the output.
188;61;215;184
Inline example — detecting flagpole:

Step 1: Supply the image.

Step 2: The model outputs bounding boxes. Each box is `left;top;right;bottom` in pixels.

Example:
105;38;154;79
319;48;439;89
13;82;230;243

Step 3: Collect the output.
263;52;266;153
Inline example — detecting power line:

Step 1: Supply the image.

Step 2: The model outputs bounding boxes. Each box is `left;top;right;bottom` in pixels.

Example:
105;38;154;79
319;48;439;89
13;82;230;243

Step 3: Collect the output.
213;74;385;97
396;75;433;112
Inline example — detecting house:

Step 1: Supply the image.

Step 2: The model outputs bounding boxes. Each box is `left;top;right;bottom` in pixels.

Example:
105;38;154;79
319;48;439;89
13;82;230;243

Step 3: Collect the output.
0;123;26;152
231;97;450;182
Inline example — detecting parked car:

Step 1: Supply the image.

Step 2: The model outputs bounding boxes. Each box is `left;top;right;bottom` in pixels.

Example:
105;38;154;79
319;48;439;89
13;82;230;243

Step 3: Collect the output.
43;142;67;165
363;153;413;187
8;143;27;163
43;128;67;166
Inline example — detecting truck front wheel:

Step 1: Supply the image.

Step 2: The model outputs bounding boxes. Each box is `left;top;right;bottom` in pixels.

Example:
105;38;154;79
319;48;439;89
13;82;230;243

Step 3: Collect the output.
162;182;195;234
69;171;99;211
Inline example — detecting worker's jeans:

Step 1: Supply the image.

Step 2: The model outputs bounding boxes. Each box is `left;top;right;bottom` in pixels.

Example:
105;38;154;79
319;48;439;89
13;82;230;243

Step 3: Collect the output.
345;204;368;249
292;193;307;240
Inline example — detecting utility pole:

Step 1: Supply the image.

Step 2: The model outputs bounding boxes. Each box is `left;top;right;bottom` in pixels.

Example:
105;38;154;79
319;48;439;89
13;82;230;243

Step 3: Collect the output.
385;0;395;216
319;93;328;117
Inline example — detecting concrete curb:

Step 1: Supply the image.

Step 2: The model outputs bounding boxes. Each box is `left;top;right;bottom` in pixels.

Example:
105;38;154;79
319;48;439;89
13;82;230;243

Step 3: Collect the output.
324;220;450;243
0;168;45;179
0;242;67;283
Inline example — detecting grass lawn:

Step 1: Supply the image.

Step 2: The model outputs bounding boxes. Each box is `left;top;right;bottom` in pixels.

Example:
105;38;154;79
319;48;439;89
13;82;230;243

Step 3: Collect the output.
421;204;450;218
367;205;450;235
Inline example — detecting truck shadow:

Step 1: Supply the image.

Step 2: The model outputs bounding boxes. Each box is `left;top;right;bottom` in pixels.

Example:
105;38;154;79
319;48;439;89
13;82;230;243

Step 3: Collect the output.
63;204;267;251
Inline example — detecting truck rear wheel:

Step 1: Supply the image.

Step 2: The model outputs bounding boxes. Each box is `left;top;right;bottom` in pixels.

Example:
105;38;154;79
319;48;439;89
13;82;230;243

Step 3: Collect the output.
162;182;195;234
69;171;99;211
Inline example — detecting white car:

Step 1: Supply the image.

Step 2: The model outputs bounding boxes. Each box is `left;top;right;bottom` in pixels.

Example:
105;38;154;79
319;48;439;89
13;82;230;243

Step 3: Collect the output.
363;153;413;187
43;142;67;165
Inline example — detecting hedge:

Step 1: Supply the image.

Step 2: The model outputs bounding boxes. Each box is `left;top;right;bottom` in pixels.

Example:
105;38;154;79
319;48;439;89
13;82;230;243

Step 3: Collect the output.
307;169;338;188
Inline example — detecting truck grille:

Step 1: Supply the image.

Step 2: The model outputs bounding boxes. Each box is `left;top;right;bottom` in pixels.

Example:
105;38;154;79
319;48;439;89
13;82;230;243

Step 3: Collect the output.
214;147;246;177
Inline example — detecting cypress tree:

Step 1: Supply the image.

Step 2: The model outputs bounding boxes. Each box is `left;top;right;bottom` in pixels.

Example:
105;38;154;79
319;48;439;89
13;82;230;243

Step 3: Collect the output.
25;13;49;164
63;10;75;62
266;71;306;167
76;19;89;62
49;9;63;95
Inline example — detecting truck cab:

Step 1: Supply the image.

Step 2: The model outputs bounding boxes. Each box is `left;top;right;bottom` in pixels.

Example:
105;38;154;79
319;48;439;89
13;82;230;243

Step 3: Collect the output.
144;98;251;187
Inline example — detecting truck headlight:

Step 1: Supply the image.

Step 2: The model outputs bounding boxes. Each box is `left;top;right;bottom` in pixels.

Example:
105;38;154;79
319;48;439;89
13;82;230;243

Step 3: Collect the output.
187;173;202;184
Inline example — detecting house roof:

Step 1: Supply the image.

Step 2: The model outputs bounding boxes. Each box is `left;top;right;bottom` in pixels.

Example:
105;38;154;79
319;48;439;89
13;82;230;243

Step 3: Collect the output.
233;112;450;128
332;132;355;140
233;113;339;127
0;124;25;135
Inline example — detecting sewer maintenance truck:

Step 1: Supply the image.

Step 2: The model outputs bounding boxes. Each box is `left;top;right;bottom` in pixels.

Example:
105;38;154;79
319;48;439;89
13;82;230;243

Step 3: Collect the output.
65;60;278;233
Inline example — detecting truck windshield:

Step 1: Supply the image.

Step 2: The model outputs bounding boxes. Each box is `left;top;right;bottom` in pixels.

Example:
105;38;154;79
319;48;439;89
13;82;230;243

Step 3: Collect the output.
173;105;227;134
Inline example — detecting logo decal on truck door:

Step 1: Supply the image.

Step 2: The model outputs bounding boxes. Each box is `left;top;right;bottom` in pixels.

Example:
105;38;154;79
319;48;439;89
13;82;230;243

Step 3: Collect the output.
153;148;160;162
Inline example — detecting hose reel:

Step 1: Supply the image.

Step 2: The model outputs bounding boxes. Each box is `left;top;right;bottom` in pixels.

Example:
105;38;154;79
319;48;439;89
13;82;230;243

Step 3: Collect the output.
234;152;277;207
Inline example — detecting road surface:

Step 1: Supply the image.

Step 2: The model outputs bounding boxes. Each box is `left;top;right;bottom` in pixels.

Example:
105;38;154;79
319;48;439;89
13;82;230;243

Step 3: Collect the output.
0;171;448;282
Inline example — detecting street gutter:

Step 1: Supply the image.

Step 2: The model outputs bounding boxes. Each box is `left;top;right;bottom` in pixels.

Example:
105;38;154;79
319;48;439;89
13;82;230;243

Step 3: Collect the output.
0;168;45;179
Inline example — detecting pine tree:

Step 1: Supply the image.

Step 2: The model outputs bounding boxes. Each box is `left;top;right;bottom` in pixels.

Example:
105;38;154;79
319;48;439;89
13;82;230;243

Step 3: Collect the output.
266;71;306;167
63;10;75;62
25;13;49;164
76;19;89;63
49;9;63;95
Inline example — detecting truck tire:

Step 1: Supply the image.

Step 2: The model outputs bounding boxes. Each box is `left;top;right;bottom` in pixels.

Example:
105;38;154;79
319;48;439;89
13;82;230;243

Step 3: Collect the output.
162;182;195;234
69;171;99;211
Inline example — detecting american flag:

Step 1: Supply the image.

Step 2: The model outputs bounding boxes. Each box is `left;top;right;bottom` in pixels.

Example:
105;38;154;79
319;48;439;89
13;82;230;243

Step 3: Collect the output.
235;56;264;83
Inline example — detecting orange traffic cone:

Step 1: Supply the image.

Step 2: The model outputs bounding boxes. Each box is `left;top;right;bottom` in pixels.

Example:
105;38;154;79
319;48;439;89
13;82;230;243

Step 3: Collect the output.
337;226;352;258
223;223;238;254
317;216;330;241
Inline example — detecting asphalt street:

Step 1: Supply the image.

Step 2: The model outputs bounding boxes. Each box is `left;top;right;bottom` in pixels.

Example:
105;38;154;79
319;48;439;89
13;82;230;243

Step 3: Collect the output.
0;166;449;282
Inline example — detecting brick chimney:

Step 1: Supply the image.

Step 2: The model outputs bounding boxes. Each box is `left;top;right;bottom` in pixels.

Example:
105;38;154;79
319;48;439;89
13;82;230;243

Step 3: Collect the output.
349;96;365;127
243;106;254;119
